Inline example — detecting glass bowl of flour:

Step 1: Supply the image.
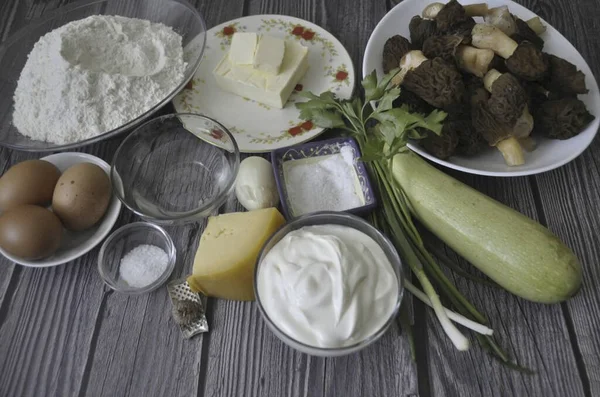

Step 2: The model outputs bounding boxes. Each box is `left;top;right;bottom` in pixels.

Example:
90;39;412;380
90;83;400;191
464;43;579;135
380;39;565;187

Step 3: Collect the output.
0;0;206;151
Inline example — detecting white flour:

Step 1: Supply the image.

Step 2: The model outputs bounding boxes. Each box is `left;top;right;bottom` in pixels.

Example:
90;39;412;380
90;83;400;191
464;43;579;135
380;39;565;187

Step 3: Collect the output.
13;15;186;144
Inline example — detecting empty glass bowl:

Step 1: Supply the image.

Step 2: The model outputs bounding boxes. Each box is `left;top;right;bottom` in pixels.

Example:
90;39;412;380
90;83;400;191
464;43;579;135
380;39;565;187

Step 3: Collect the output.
0;0;206;151
97;222;176;294
111;113;240;225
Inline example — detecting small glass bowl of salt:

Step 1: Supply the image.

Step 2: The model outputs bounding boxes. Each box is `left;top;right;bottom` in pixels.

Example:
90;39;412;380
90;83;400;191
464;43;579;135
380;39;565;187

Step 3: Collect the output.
98;222;176;294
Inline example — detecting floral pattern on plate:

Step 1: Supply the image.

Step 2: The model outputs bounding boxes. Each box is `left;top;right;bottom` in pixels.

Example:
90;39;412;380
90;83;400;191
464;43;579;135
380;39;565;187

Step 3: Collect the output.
172;14;355;153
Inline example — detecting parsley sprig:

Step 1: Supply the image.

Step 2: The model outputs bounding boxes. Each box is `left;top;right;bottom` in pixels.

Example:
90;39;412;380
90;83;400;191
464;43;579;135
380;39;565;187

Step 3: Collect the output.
297;70;446;161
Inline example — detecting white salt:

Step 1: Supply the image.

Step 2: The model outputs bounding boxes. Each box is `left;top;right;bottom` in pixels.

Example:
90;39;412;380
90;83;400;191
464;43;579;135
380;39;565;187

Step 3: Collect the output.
284;145;364;216
119;244;169;288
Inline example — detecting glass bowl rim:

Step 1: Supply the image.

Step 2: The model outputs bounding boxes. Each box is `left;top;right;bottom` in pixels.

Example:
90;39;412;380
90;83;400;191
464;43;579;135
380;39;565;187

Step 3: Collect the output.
110;112;240;222
97;222;176;294
0;0;207;152
254;211;405;355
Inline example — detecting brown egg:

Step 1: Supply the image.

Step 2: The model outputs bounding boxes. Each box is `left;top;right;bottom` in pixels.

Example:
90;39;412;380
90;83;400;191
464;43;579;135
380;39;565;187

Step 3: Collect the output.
52;163;112;231
0;205;63;259
0;160;61;212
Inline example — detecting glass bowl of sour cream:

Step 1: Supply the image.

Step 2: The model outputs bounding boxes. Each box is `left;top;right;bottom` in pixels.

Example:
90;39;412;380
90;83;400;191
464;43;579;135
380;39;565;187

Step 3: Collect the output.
255;211;404;357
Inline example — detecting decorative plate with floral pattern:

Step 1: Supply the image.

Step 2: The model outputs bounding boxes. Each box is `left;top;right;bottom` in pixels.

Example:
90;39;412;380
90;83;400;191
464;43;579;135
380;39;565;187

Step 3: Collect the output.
172;15;355;153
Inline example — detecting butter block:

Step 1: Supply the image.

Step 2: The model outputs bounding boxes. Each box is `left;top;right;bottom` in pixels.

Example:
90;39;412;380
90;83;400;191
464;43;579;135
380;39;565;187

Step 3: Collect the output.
229;32;258;65
213;40;309;108
254;35;285;75
187;208;286;301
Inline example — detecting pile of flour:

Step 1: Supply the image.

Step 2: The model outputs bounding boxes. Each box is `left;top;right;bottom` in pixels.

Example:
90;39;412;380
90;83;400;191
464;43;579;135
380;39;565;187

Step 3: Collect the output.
13;15;186;144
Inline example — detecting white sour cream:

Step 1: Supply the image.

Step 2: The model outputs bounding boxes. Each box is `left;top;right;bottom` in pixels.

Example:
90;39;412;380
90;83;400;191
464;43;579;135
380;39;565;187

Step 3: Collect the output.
256;224;399;348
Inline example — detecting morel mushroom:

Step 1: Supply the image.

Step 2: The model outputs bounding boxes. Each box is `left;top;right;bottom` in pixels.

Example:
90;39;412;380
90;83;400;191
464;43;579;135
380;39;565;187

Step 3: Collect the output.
383;35;412;74
435;0;471;32
511;17;544;49
543;54;588;95
471;87;525;166
453;119;487;156
395;88;435;115
422;1;474;41
455;45;495;77
421;124;459;159
534;97;595;140
422;35;463;63
483;69;533;138
396;50;465;109
409;16;439;49
471;24;548;81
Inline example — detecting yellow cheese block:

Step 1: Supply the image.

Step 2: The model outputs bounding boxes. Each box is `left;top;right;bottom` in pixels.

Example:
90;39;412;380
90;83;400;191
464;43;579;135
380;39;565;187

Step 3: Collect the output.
187;208;285;301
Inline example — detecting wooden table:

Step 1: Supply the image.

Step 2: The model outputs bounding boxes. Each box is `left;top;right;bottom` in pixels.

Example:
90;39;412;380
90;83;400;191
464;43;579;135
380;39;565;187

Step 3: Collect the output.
1;0;599;396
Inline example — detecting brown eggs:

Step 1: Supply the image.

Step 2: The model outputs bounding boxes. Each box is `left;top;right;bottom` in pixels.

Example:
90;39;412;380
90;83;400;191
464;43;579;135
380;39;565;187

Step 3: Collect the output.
0;160;61;212
52;163;112;231
0;205;63;259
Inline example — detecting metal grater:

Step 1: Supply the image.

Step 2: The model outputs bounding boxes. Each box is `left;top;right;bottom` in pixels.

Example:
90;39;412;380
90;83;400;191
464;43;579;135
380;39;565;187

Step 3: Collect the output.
167;279;209;338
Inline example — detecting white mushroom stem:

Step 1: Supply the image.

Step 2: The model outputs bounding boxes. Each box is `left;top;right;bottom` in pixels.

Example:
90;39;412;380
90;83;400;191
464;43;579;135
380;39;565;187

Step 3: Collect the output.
484;6;517;36
456;45;495;78
497;138;525;166
483;69;503;92
519;137;537;152
464;3;489;17
422;2;444;19
472;23;519;59
392;50;428;86
527;16;547;35
513;105;534;138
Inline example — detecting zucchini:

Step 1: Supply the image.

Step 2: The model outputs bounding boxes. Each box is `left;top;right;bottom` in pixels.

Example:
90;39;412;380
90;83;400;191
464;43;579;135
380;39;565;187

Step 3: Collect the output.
392;152;582;303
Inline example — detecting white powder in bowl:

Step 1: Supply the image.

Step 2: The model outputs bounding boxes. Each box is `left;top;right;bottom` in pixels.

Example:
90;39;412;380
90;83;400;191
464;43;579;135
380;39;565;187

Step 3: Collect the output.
119;244;170;288
13;15;187;144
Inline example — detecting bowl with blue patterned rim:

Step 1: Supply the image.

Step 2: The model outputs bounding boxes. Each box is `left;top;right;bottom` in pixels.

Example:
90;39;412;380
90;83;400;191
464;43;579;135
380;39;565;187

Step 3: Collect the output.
270;136;377;219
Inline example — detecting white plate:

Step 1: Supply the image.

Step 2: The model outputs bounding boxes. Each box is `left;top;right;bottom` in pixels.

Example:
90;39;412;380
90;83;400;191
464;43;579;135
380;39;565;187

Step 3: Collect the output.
363;0;600;177
0;152;122;267
173;15;355;153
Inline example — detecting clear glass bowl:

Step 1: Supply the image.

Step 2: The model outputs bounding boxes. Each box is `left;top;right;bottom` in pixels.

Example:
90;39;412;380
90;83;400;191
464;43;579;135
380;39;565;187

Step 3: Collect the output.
254;211;404;357
98;222;176;294
111;113;240;225
0;0;206;151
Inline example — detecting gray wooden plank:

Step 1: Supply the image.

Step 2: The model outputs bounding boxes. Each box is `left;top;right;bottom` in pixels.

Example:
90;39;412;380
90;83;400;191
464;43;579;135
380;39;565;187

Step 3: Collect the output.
0;246;106;396
420;173;585;397
522;0;600;395
533;146;600;396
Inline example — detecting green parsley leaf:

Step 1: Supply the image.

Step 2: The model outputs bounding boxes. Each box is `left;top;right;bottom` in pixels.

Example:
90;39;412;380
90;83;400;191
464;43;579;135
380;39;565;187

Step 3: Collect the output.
359;136;385;162
377;121;398;145
298;107;346;129
362;70;379;102
377;87;401;113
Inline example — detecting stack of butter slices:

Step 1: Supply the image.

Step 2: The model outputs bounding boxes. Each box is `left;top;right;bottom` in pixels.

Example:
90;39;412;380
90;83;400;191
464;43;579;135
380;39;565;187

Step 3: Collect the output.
213;32;309;108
